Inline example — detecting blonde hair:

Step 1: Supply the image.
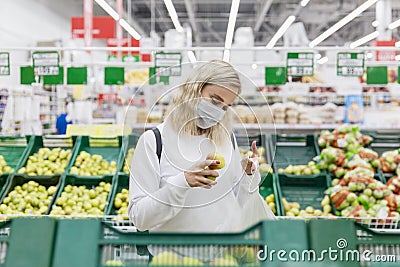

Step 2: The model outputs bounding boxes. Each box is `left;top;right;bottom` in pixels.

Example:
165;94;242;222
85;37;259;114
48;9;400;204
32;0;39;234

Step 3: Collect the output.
165;60;241;145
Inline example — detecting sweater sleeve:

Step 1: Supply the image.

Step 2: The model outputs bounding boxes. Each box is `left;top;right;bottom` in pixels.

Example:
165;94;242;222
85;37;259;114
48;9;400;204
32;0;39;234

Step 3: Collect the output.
232;138;262;207
128;130;190;231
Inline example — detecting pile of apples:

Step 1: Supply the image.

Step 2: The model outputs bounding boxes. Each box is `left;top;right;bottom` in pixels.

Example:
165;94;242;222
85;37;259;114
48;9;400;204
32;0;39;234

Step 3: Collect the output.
50;181;111;216
0;155;14;175
114;188;129;220
70;151;117;176
278;161;320;175
18;148;72;176
0;181;57;215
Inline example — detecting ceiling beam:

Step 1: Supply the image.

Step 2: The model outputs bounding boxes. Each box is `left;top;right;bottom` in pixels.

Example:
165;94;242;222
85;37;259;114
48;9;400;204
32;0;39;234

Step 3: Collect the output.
110;1;146;36
184;0;201;44
202;22;224;42
254;0;274;32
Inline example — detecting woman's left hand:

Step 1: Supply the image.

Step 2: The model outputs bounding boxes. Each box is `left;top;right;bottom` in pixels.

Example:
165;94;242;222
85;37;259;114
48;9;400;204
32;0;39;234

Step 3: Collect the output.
241;141;259;175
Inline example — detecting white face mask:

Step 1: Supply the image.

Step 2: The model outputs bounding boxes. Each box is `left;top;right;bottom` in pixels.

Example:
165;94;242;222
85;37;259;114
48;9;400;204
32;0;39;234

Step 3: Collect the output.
196;98;226;129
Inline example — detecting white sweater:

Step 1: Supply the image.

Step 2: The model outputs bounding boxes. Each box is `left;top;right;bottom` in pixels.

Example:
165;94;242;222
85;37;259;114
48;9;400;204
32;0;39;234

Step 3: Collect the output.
128;122;261;234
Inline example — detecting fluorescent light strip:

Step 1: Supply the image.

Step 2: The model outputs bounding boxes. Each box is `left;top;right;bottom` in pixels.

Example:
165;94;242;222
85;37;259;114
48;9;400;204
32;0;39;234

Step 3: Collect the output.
223;0;240;61
94;0;120;21
372;20;379;27
349;31;379;49
300;0;311;7
389;18;400;30
317;56;328;64
309;0;378;48
187;51;197;63
119;19;142;40
266;15;296;49
164;0;183;32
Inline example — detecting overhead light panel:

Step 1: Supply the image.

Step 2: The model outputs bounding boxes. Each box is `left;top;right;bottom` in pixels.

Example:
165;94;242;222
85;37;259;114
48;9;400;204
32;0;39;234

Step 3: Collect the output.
164;0;183;32
317;56;328;64
372;20;379;27
309;0;378;48
349;31;379;49
223;0;240;61
119;19;142;40
266;15;296;49
300;0;311;7
389;18;400;30
187;51;197;63
94;0;120;21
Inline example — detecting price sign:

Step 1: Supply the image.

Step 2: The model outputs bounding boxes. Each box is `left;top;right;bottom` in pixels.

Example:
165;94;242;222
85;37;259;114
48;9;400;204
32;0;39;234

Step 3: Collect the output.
286;52;314;76
0;52;10;76
337;52;364;76
32;51;59;76
155;52;182;76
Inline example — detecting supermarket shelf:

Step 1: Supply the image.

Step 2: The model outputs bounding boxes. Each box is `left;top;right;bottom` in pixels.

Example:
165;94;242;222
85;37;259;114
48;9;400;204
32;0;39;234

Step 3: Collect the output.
130;123;400;135
92;118;116;124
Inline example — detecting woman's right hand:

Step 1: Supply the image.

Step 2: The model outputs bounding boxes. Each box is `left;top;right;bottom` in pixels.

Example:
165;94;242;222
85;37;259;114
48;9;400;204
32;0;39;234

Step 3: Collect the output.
184;160;219;189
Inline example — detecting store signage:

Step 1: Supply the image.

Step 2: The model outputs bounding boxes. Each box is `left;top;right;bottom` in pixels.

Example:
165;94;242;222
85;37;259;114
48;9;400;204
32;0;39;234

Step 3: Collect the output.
374;40;398;61
155;52;182;76
337;52;364;76
122;55;140;62
0;52;10;76
286;52;314;76
107;37;140;56
265;67;286;85
32;51;59;76
71;16;115;39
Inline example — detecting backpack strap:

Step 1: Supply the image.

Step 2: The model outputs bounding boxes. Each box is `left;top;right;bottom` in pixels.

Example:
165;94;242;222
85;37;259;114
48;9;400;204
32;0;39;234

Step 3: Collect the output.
152;128;162;162
231;133;236;150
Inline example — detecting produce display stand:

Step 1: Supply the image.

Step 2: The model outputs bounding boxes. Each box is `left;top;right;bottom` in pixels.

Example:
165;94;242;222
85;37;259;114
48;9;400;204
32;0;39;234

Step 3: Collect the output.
119;133;140;175
17;135;78;178
258;173;280;215
268;134;320;173
50;174;115;215
0;174;62;215
106;173;128;216
0;136;31;172
66;136;123;176
275;173;330;216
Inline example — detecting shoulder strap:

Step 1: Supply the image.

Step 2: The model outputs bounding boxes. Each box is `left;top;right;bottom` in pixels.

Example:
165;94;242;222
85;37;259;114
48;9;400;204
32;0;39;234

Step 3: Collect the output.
231;133;236;150
152;128;162;162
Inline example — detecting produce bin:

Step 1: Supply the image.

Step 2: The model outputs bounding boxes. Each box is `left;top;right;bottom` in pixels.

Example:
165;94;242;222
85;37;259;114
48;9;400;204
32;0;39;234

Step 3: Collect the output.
120;134;140;175
0;220;10;267
0;136;31;173
66;136;123;177
4;217;57;267
0;175;9;200
362;131;400;156
106;173;129;216
276;173;330;216
0;175;62;215
269;134;319;173
17;135;77;177
50;174;114;216
50;218;310;267
258;173;280;216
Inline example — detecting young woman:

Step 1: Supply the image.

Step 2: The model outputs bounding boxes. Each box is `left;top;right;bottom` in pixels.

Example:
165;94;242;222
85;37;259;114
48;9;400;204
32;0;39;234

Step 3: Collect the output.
129;60;273;261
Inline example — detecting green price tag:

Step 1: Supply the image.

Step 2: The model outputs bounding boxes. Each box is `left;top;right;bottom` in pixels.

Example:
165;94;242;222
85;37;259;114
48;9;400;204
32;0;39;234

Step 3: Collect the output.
0;52;10;75
265;67;286;85
155;52;182;76
32;51;59;76
286;52;314;76
67;67;87;85
366;66;388;85
104;67;125;85
337;52;364;76
43;67;64;85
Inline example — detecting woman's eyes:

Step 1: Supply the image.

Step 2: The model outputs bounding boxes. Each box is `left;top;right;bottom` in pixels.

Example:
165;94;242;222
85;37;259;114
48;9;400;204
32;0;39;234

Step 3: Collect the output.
211;98;229;111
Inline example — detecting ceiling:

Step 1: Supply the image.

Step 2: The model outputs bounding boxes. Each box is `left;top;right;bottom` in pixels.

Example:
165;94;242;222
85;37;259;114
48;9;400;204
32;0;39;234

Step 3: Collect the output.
86;0;400;46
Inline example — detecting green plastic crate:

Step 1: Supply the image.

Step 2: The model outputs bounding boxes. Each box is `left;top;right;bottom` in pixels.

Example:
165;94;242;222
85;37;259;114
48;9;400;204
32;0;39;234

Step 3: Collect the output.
0;175;62;215
17;136;77;177
0;220;11;267
0;137;30;173
105;173;128;216
355;223;400;267
258;173;280;216
269;135;319;173
50;175;114;216
276;173;330;216
119;134;140;175
0;175;10;200
66;136;123;177
5;217;57;267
